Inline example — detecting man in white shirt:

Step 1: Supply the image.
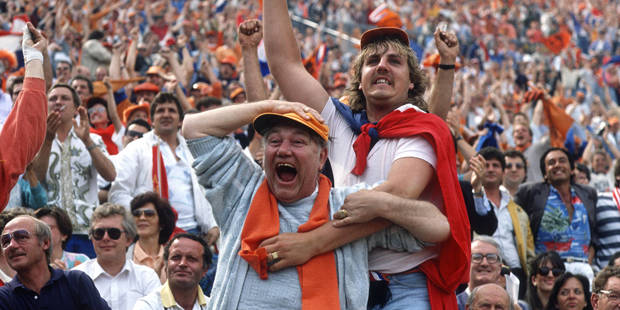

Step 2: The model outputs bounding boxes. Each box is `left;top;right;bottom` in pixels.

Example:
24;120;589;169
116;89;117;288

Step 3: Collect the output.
109;93;218;244
133;234;211;310
470;147;534;298
74;203;160;310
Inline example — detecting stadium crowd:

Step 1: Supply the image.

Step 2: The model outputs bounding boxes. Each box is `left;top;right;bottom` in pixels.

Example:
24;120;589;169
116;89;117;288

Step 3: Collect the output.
0;0;620;309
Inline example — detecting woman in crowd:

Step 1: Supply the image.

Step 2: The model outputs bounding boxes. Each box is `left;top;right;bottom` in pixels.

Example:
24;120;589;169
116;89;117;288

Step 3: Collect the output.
127;192;176;283
34;206;89;269
545;272;592;310
528;251;566;310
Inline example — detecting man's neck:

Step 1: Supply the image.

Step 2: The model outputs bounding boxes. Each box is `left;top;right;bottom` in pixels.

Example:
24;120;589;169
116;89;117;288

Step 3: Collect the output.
56;123;73;142
157;131;179;150
365;101;401;123
17;263;51;294
503;182;519;197
171;285;199;310
483;185;502;207
97;257;126;277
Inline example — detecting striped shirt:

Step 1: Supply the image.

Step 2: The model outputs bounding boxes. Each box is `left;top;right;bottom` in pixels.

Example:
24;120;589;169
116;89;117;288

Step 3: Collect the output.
594;192;620;269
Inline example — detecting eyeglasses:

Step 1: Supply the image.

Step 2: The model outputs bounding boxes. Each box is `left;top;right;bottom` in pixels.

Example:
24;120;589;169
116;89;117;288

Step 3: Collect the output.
471;253;500;264
506;163;524;169
132;209;156;218
599;290;620;303
88;106;107;115
538;266;564;277
126;130;144;139
1;229;31;248
90;227;125;241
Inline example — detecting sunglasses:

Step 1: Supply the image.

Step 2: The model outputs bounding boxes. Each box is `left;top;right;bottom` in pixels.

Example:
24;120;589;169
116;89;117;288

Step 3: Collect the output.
126;130;144;139
538;266;564;277
506;163;524;169
91;227;125;241
1;229;31;248
132;209;157;218
88;106;107;115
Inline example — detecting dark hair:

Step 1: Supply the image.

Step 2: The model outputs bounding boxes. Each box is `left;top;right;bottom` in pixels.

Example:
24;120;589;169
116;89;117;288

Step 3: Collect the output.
71;75;94;95
545;272;592;310
7;76;24;97
150;92;184;121
163;233;212;269
479;147;506;170
50;83;81;108
195;97;222;111
609;251;620;267
614;159;620;181
34;206;73;250
575;163;591;183
126;118;151;133
505;149;528;181
88;30;105;41
527;251;566;310
540;147;574;182
129;192;176;245
344;38;428;112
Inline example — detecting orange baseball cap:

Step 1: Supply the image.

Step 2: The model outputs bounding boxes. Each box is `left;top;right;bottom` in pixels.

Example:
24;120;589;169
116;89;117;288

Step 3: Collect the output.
133;82;160;93
253;111;329;141
360;27;409;49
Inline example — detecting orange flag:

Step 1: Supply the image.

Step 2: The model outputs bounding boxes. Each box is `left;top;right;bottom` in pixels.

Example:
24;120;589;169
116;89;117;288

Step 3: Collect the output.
542;28;571;54
542;99;574;148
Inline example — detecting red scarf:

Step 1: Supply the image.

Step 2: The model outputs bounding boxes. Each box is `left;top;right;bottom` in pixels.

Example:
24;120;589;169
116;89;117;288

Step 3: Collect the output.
612;188;620;212
90;124;118;155
238;175;340;309
353;109;471;310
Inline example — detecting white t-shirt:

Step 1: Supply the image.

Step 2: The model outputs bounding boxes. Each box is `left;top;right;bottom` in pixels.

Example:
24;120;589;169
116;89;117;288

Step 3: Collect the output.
322;98;440;273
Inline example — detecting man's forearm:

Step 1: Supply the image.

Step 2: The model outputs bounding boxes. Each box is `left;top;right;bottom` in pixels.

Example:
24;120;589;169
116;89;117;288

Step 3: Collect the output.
182;100;273;139
428;65;455;120
242;47;268;102
85;139;116;181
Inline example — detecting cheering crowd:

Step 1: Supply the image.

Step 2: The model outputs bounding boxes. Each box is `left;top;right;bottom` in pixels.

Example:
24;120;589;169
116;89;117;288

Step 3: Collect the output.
0;0;620;309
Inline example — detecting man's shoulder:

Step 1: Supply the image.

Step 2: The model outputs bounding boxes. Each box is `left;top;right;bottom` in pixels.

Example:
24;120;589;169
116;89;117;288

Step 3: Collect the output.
133;288;163;310
71;258;98;273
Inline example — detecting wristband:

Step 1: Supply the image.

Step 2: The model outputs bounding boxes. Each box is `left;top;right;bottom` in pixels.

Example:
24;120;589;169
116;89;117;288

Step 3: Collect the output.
22;26;44;64
438;64;455;70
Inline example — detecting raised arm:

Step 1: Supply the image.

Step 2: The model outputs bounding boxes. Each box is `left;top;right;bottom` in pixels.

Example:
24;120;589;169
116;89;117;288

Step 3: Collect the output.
0;23;49;208
263;0;329;111
239;19;268;102
73;107;116;181
428;29;459;120
182;100;323;139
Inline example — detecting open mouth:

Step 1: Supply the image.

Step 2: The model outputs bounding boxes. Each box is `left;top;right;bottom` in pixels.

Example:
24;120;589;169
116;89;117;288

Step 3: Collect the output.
276;163;297;182
374;78;391;85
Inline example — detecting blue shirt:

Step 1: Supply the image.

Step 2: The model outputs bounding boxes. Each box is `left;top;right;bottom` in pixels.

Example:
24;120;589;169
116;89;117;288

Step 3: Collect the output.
535;185;591;258
0;268;110;310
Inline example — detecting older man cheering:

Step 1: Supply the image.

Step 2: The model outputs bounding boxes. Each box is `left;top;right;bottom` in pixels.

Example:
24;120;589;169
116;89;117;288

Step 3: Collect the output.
182;100;444;309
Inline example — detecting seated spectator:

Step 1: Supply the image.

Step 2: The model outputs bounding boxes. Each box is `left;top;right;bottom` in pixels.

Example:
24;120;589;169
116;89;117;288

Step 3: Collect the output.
34;206;89;269
528;251;566;310
545;272;592;310
591;266;620;310
466;283;512;310
73;203;160;310
127;192;176;283
0;215;110;309
0;207;34;286
122;118;151;148
133;234;212;309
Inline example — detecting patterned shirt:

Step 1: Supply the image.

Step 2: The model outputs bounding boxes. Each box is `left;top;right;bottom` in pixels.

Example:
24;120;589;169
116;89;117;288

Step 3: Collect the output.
535;185;591;259
594;191;620;268
45;129;108;234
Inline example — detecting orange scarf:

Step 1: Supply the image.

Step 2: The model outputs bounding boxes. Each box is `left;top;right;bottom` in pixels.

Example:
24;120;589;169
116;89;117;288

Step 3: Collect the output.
238;174;340;309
